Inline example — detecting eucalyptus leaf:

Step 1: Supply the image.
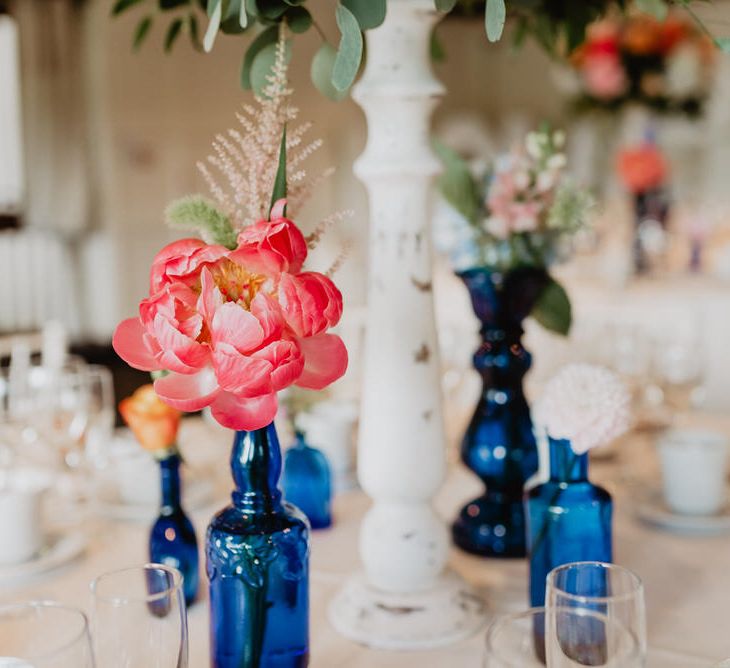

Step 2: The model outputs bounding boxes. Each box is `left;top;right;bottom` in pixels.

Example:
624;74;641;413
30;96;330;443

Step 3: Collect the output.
342;0;386;30
434;0;457;11
250;40;291;96
715;37;730;53
311;42;348;100
240;25;278;89
433;140;480;225
485;0;506;42
203;0;222;52
332;4;363;92
164;18;184;51
430;29;445;62
270;127;287;215
159;0;188;9
133;16;153;50
530;277;572;336
257;0;290;20
286;6;312;33
188;14;202;50
112;0;145;15
635;0;669;20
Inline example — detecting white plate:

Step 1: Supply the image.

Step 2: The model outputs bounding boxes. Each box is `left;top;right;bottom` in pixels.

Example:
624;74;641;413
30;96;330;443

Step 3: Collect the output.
0;531;87;585
93;475;216;522
637;491;730;536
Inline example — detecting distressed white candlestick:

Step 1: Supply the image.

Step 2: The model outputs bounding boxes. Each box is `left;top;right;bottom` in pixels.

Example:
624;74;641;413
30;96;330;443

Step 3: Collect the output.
328;0;486;649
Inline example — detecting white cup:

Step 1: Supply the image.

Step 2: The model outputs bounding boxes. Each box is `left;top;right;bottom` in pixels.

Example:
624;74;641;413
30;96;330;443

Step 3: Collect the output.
657;428;729;516
0;468;52;565
113;446;160;507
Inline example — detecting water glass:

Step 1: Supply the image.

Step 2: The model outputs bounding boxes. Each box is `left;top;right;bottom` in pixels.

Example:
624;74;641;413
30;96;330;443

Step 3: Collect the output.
0;601;94;667
546;562;647;664
90;564;188;668
483;607;548;667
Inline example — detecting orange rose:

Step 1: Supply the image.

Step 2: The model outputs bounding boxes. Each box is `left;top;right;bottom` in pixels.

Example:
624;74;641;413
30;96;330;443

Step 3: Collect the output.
622;16;662;55
119;384;181;452
616;143;668;194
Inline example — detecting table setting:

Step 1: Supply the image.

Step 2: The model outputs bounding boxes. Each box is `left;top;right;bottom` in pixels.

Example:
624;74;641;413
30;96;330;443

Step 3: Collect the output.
4;0;730;666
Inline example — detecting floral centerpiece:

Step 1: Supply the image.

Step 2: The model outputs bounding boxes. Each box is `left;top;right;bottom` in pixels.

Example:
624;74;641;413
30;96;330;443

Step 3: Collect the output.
112;39;347;666
569;11;716;116
436;127;593;558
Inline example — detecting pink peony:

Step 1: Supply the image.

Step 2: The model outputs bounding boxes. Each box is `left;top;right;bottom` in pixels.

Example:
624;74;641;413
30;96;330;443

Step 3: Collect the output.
113;200;348;431
581;53;628;101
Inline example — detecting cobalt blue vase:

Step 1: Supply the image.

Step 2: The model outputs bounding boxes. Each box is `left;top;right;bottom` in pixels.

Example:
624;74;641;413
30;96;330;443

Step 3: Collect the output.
149;453;199;606
282;433;332;530
526;437;612;609
206;424;309;668
452;267;543;557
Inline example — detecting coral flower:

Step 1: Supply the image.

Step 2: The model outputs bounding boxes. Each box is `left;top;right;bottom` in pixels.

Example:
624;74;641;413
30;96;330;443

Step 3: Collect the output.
616;143;668;194
120;384;181;453
113;200;348;431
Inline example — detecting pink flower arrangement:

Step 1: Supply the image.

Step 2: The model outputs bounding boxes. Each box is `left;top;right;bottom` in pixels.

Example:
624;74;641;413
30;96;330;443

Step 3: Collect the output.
113;200;348;431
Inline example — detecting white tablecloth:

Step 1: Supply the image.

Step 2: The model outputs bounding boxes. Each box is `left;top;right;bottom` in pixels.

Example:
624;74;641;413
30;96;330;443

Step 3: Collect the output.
3;419;730;666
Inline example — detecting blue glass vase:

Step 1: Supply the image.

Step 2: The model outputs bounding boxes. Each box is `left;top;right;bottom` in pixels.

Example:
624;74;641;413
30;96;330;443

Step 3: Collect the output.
282;433;332;530
149;453;199;606
452;267;543;557
526;438;612;609
206;424;309;668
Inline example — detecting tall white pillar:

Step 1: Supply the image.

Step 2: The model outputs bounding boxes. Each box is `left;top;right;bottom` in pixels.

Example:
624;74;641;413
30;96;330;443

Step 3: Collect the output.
328;0;486;649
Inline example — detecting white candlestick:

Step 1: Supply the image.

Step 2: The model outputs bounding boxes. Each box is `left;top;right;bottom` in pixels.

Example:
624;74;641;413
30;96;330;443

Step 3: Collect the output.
0;14;24;215
328;0;486;648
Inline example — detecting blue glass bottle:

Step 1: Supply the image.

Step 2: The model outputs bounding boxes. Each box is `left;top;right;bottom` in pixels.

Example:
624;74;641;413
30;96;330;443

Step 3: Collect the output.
149;454;199;606
282;433;332;530
207;424;309;668
526;438;612;608
452;267;541;557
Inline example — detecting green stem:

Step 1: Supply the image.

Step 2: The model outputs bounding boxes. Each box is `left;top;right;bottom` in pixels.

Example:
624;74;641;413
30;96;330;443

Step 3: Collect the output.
245;568;269;668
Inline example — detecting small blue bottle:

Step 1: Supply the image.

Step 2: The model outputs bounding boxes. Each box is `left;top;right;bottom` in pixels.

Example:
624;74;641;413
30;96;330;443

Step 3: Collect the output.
282;432;332;530
526;438;612;609
149;453;199;606
207;424;309;668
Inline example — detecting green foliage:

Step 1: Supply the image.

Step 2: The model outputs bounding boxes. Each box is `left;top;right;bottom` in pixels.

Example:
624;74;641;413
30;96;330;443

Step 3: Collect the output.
112;0;145;15
249;39;291;95
635;0;669;20
433;140;481;226
311;43;348;101
435;0;458;11
332;4;364;92
531;277;571;336
270;127;288;215
240;26;278;90
342;0;386;31
485;0;506;42
164;17;184;51
133;15;153;50
165;195;238;248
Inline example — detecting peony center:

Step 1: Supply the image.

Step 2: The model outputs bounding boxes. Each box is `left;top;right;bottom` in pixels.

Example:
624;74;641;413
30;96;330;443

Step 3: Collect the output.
210;259;268;309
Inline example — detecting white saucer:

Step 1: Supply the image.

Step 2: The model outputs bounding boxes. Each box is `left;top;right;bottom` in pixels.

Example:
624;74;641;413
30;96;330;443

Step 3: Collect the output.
93;475;216;522
637;491;730;536
0;531;87;585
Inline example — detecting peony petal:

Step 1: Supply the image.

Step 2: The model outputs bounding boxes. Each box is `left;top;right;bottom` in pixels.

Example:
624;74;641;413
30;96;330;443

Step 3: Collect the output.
198;267;224;326
249;291;284;345
295;333;348;390
211;302;265;353
154;368;220;412
212;342;273;397
153;314;209;373
210;391;278;431
251;339;304;391
112;318;162;372
228;245;285;276
270;199;287;220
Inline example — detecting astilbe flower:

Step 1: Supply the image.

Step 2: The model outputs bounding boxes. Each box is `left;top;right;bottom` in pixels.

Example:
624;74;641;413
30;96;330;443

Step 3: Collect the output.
113;199;348;431
535;363;631;455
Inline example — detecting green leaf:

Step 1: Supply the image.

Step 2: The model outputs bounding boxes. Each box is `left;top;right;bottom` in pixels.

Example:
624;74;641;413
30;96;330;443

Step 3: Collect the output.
159;0;188;9
311;42;348;100
250;39;291;95
203;0;222;52
433;140;480;225
434;0;457;11
342;0;386;30
112;0;145;16
635;0;669;20
715;37;730;53
332;4;363;92
240;25;278;89
531;277;572;336
133;16;153;50
257;0;289;20
165;195;238;249
485;0;506;42
270;127;287;216
286;6;312;33
188;13;202;50
164;18;184;52
430;28;445;62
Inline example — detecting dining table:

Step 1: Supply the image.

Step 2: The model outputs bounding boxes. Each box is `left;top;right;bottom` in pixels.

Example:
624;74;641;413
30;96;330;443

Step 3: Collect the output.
3;415;730;667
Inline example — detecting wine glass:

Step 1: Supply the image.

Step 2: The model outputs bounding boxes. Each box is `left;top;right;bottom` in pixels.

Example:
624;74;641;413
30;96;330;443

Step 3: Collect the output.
653;335;705;413
483;607;548;667
82;365;115;469
546;562;647;665
0;601;94;667
90;564;188;667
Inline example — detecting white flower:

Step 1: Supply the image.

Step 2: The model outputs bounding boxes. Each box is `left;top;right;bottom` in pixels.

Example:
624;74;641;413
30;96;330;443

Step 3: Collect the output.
535;363;631;455
526;132;543;159
484;216;509;239
547;153;567;171
552;130;566;149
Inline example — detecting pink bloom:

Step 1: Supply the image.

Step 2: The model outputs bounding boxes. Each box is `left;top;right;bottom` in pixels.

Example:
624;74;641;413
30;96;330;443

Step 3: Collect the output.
113;206;348;431
582;53;628;101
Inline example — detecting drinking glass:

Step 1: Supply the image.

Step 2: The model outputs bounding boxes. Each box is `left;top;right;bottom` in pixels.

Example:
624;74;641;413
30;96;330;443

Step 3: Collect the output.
546;562;647;664
0;601;94;667
483;607;548;667
82;365;115;469
90;564;188;668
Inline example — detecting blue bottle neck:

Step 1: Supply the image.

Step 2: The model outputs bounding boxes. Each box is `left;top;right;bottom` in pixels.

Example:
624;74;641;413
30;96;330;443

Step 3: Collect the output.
231;423;283;513
159;454;182;512
548;438;588;483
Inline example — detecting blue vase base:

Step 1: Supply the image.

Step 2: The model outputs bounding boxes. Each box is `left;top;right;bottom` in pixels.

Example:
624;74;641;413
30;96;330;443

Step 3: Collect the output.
452;495;527;558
